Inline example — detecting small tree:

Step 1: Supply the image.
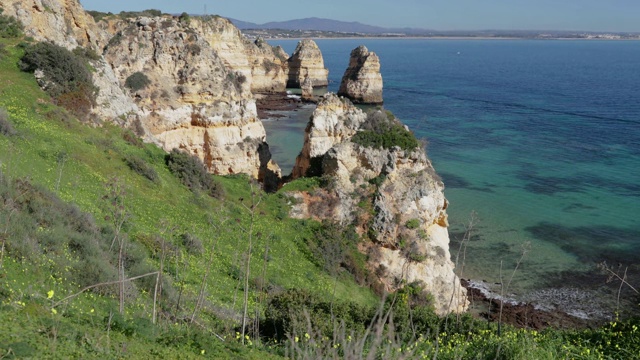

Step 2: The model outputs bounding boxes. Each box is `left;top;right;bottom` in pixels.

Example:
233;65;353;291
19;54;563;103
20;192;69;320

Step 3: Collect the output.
125;72;151;92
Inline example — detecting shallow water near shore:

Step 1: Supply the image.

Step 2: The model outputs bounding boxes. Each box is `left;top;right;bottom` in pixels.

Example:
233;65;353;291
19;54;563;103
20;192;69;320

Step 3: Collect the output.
265;39;640;314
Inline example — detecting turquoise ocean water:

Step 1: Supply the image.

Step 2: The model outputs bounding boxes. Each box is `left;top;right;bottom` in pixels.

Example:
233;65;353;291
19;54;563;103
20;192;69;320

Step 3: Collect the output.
264;39;640;302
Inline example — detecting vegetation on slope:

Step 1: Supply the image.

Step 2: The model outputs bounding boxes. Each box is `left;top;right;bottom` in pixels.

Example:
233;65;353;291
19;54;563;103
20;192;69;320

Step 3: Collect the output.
0;32;638;359
352;109;419;151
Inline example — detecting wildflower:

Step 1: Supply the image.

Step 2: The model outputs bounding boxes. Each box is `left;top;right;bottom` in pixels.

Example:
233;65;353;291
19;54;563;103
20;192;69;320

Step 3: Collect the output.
201;349;205;355
295;336;299;343
47;290;54;299
51;308;57;315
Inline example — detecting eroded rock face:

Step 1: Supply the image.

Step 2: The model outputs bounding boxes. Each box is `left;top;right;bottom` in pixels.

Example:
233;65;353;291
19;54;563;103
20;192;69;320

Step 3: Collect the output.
338;46;383;104
292;94;366;178
288;93;468;315
192;17;288;94
0;0;106;49
287;39;329;88
103;16;280;181
1;0;139;122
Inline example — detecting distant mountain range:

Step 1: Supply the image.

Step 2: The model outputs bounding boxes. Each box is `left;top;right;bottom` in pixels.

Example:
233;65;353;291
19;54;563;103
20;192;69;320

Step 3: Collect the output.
227;17;640;39
229;17;430;35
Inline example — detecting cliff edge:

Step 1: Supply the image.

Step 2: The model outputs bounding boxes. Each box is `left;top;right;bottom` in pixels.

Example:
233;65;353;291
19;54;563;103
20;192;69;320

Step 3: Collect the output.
289;94;468;314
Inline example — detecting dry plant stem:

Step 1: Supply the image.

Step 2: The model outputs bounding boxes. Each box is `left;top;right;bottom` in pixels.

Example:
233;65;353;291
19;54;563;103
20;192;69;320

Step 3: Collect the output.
241;183;261;344
498;242;530;336
191;236;219;324
447;211;476;322
1;187;29;269
602;264;639;294
52;271;160;308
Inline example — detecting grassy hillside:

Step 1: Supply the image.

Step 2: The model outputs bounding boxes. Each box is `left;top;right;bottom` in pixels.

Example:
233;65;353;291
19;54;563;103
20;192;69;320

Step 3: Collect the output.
1;33;639;359
0;37;378;358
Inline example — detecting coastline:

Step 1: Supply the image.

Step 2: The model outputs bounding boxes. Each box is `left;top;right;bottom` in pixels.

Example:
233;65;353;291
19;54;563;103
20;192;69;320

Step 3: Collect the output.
257;91;639;329
261;36;640;41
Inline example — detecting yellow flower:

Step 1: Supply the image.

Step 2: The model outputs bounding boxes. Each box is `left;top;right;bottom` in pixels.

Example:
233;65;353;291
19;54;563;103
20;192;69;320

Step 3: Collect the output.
200;350;205;355
47;290;54;299
51;308;57;315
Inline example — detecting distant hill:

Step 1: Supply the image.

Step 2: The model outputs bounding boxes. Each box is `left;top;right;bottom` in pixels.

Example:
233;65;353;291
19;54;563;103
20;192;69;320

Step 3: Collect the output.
229;17;429;35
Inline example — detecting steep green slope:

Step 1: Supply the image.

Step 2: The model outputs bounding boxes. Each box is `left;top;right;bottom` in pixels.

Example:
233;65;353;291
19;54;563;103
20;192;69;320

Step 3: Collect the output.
0;37;376;358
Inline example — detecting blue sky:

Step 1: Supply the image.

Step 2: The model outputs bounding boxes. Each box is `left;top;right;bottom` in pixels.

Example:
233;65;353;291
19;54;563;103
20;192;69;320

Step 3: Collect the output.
78;0;640;32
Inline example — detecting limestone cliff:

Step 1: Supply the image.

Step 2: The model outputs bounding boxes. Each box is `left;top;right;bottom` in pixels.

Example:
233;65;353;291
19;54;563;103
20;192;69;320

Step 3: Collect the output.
289;94;468;315
190;17;288;94
0;0;138;121
287;39;329;88
338;46;383;104
0;0;105;48
103;16;280;180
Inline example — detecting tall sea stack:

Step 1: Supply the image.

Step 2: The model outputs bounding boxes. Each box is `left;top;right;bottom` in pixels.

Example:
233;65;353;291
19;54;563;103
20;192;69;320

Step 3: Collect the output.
287;39;329;88
338;45;383;104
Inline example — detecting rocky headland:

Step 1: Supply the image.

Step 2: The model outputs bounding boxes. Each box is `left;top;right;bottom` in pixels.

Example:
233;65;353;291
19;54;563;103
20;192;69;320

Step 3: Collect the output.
288;94;468;314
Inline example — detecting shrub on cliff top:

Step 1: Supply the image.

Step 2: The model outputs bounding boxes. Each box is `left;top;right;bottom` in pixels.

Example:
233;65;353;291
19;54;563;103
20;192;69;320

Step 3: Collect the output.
165;148;224;199
352;110;419;152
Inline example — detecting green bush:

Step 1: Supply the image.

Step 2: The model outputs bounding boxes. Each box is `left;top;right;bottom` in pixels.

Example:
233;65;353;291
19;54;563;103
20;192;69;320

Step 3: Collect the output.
0;8;23;38
165;148;224;199
352;110;419;151
20;42;94;98
87;10;113;22
405;218;420;229
124;154;159;183
125;72;151;92
262;288;373;341
0;107;16;136
19;42;97;117
178;12;191;25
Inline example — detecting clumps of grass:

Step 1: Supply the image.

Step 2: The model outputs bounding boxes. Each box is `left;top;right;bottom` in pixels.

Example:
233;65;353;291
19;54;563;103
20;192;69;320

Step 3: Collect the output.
352;110;419;151
19;42;97;118
0;107;16;136
122;129;144;148
0;176;118;291
0;7;23;38
124;154;159;183
165;148;224;199
125;72;151;92
180;232;203;255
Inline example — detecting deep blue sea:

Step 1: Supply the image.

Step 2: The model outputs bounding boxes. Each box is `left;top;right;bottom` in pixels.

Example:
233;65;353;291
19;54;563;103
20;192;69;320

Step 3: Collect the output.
265;39;640;305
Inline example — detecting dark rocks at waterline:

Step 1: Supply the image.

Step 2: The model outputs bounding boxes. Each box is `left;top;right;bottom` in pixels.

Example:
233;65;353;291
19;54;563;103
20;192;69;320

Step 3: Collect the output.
255;93;301;119
462;279;601;330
